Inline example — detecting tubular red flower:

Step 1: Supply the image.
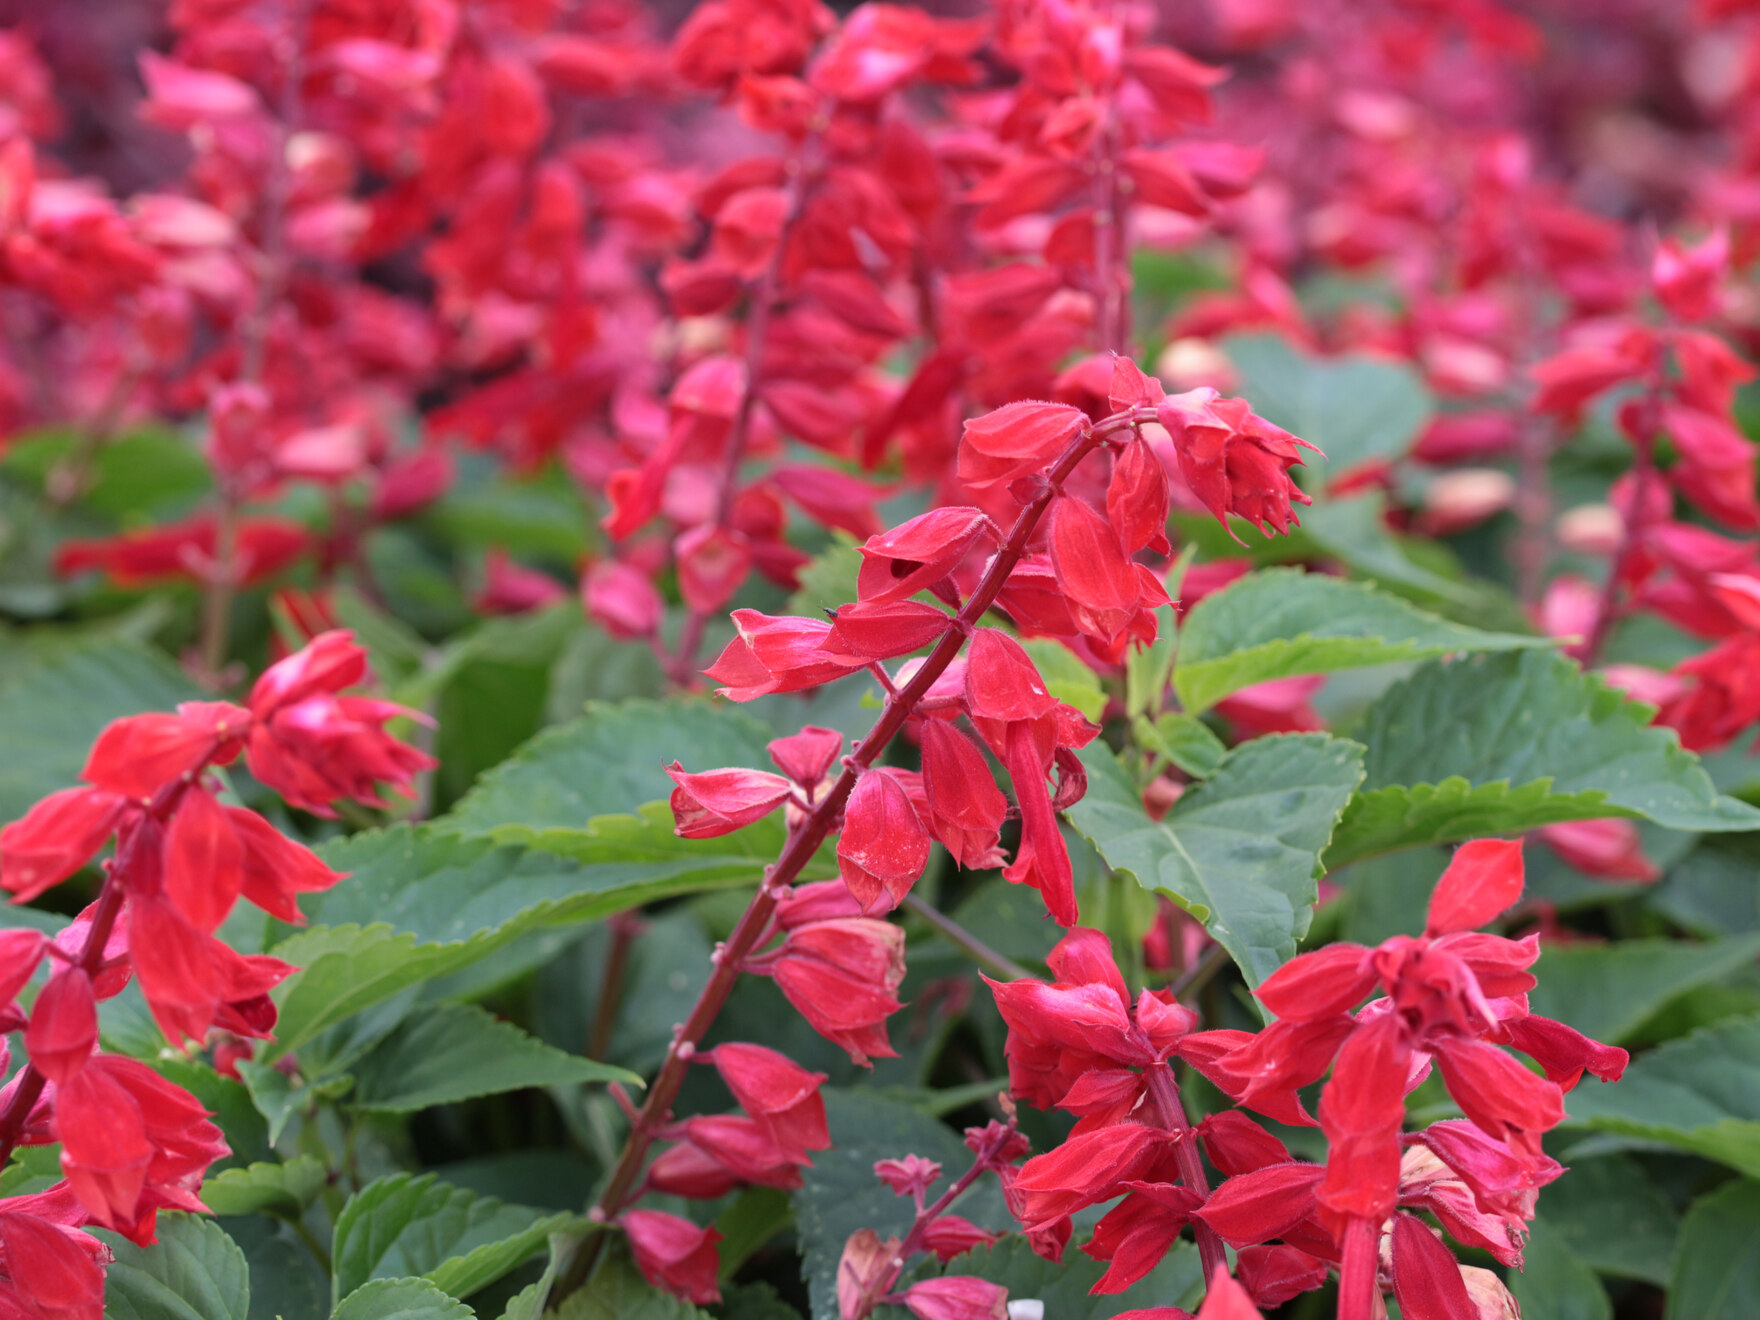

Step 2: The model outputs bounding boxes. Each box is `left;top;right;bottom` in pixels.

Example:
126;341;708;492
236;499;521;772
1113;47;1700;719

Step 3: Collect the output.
836;768;932;912
667;764;794;838
622;1209;722;1304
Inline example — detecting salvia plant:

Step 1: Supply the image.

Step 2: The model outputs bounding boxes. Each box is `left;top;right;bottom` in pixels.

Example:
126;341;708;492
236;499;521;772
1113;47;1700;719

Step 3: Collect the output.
0;0;1756;1318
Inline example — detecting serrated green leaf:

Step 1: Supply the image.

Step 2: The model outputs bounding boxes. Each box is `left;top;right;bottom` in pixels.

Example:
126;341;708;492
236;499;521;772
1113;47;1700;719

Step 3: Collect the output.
1648;837;1760;937
1068;733;1365;986
1173;568;1546;713
349;1002;636;1112
0;639;199;825
1506;1219;1610;1320
202;1155;329;1219
1325;651;1760;868
99;1211;251;1320
914;1236;1203;1320
1564;1014;1760;1176
217;1215;329;1320
794;1091;1010;1320
1527;935;1760;1046
1665;1179;1760;1320
554;1250;711;1320
1132;713;1225;780
1221;333;1433;484
1021;637;1107;721
330;1278;475;1320
333;1173;573;1304
1535;1155;1679;1286
443;699;778;843
265;824;768;1061
784;536;862;618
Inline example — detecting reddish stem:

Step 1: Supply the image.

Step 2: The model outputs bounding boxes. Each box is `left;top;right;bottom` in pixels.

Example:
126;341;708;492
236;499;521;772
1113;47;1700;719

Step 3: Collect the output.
1336;1213;1382;1320
862;1140;1005;1318
1143;1061;1228;1288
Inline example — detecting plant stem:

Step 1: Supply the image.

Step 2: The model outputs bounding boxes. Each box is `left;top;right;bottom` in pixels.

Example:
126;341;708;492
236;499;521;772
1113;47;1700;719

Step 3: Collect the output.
587;913;643;1062
1143;1061;1228;1289
1091;108;1128;356
902;891;1033;982
548;406;1155;1307
1336;1213;1381;1320
861;1139;1004;1317
1580;344;1667;667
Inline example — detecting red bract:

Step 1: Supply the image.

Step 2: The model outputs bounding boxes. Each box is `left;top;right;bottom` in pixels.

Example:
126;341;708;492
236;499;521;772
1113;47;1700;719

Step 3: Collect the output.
958;401;1089;492
1156;390;1317;537
707;1043;830;1161
622;1209;723;1305
900;1277;1008;1320
856;509;999;605
837;768;931;912
752;915;906;1066
667;764;794;838
706;612;867;700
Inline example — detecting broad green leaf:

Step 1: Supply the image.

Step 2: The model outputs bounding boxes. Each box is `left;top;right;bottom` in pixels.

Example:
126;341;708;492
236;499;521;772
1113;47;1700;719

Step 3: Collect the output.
1665;1179;1760;1320
553;1251;711;1320
1021;637;1107;721
235;1060;350;1144
99;1211;251;1320
1068;733;1366;986
1668;1175;1752;1320
217;1215;329;1320
1564;1014;1760;1176
1535;1155;1679;1286
424;464;592;562
202;1155;329;1219
1325;651;1760;867
330;1279;474;1320
914;1236;1204;1320
793;1091;1010;1320
1528;935;1760;1045
266;824;766;1060
3;427;210;521
332;1173;572;1303
0;1144;60;1197
1125;603;1178;720
0;638;198;825
1173;568;1546;713
718;1283;802;1320
1132;712;1225;780
714;1187;793;1282
1648;837;1760;937
349;1002;637;1112
443;699;777;844
1506;1219;1611;1320
1221;333;1434;484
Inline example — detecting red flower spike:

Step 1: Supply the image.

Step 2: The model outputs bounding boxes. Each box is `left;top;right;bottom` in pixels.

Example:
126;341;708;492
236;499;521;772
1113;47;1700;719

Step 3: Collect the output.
958;401;1088;493
164;786;244;933
963;630;1058;724
1254;943;1377;1022
767;727;844;789
856;508;999;605
920;721;1008;870
902;1276;1008;1320
0;788;125;903
920;1215;1001;1262
1391;1214;1479;1320
837;769;932;913
709;1042;830;1161
667;764;794;838
1191;1161;1323;1248
1234;1245;1331;1309
622;1209;722;1305
873;1153;942;1199
0;1210;107;1320
24;968;97;1084
1426;840;1525;936
1108;439;1172;556
1048;496;1147;644
823;600;954;661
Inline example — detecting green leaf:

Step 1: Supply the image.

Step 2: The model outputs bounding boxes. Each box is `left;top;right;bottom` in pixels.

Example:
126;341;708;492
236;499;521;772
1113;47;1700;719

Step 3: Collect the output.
1067;733;1366;986
1325;651;1760;868
1125;604;1178;720
784;536;862;618
1665;1179;1760;1320
1527;935;1760;1045
1648;837;1760;937
99;1211;251;1320
330;1279;475;1320
332;1173;573;1304
1021;637;1107;721
1173;568;1546;713
4;426;211;521
217;1215;329;1320
915;1236;1204;1320
1505;1219;1611;1320
793;1091;1010;1320
265;824;763;1061
553;1250;711;1320
1131;713;1226;780
1564;1014;1760;1176
1220;333;1433;484
714;1187;793;1282
202;1155;329;1219
349;1003;636;1112
0;639;198;825
443;699;777;844
1535;1155;1679;1286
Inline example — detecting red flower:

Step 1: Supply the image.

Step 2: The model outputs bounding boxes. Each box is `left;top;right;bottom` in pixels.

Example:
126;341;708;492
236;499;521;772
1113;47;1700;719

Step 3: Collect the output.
622;1209;722;1304
706;611;867;701
582;560;664;640
856;508;999;605
750;907;906;1066
900;1276;1008;1320
919;721;1007;870
666;764;794;838
837;768;932;912
1157;389;1316;537
0;788;126;903
707;1042;830;1162
0;1203;108;1320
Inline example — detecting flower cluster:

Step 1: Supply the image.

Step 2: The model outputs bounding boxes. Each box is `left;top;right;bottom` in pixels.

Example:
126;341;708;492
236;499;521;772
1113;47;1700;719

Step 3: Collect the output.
0;631;429;1318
